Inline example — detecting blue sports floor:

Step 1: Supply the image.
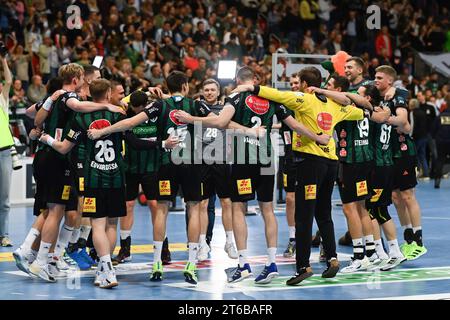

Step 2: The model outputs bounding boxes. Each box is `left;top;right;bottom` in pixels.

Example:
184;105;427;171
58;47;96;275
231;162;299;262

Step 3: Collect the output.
1;179;450;300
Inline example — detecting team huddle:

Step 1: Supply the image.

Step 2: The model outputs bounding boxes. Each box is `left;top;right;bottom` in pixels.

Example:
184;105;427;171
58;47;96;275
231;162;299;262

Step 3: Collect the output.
11;56;426;289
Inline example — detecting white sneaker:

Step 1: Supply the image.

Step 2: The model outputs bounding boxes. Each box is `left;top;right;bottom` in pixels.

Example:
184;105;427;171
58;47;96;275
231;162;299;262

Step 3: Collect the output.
52;255;75;272
224;242;238;259
197;243;210;261
340;256;370;273
366;253;381;269
380;255;407;271
99;270;118;289
94;270;101;286
29;261;56;282
48;262;67;279
13;249;31;274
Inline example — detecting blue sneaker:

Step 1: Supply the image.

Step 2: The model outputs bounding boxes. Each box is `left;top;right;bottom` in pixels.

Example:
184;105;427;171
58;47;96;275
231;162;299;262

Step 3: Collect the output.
78;247;95;266
67;250;91;270
226;263;252;283
255;263;279;284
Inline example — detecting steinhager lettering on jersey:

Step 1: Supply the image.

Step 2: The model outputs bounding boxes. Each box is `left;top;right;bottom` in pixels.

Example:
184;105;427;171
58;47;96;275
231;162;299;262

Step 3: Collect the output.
354;139;369;146
245;96;269;115
90;161;118;170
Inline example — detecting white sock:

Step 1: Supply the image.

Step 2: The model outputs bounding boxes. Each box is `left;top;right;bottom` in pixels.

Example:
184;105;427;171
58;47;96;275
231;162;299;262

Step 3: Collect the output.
288;226;295;240
352;238;363;246
374;239;388;259
153;241;163;263
54;224;74;257
403;224;413;230
99;254;113;271
387;239;402;257
238;250;248;267
363;235;374;244
225;231;234;244
188;242;198;263
79;225;92;241
413;226;422;233
267;247;277;265
199;234;207;246
36;241;52;266
20;228;40;255
120;230;131;240
70;228;81;244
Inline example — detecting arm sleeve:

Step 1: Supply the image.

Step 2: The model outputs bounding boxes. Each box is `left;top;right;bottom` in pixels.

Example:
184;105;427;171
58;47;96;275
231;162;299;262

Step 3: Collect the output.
275;104;291;122
65;118;83;145
256;86;306;112
194;100;211;117
143;101;161;120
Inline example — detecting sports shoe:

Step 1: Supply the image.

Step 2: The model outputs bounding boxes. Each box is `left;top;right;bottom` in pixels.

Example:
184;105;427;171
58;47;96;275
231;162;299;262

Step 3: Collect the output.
380;255;407;271
89;247;99;264
63;251;78;267
161;237;171;265
283;240;296;258
98;270;118;289
255;263;279;284
78;247;96;266
338;231;352;246
67;250;91;270
286;267;314;286
183;262;198;285
322;258;339;278
224;242;238;259
112;246;132;264
400;242;413;257
29;261;56;282
94;270;101;286
226;263;252;283
197;243;210;261
405;242;427;261
340;256;370;273
0;236;13;247
367;253;381;269
311;231;321;247
150;261;163;281
13;249;31;274
48;261;67;279
319;243;327;262
52;255;73;272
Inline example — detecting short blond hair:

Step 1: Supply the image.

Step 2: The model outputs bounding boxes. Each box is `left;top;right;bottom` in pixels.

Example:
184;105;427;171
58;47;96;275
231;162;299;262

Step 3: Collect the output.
58;63;84;85
375;65;397;81
89;79;111;101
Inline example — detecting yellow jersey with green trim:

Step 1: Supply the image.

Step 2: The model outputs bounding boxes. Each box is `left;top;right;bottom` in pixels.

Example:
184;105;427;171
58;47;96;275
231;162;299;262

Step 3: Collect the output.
257;86;364;160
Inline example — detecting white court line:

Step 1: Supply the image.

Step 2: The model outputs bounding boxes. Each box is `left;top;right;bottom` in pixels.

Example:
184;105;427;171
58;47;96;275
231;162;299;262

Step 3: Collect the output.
364;293;450;300
10;292;24;295
35;294;49;297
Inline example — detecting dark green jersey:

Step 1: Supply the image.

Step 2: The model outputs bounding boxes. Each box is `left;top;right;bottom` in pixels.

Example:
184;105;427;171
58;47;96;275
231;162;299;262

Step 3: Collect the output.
37;92;79;158
335;79;374;164
225;92;290;165
66;110;126;189
280;108;294;160
143;96;211;165
389;88;417;159
124;108;159;173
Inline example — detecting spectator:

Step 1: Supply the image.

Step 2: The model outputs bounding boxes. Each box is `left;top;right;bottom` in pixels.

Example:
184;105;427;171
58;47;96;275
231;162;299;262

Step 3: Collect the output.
225;33;243;61
193;21;209;44
410;98;431;178
10;43;31;91
148;63;165;87
431;94;450;188
26;75;46;104
192;57;207;82
155;21;173;45
327;32;344;54
375;26;393;60
57;34;72;65
159;36;180;64
38;35;53;84
183;46;200;71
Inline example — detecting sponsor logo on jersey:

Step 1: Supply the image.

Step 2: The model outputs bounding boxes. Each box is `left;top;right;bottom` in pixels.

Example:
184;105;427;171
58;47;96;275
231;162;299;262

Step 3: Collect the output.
317;113;333;131
370;189;383;202
79;177;84;192
83;197;96;213
245;95;270;115
356;180;368;197
159;180;171;196
89;119;112;137
61;185;71;200
305;184;317;200
169;110;186;126
237;179;252;195
283;174;288;188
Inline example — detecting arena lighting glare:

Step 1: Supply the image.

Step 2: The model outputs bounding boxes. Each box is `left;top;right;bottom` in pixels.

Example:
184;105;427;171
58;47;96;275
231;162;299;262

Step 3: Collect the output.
217;60;237;80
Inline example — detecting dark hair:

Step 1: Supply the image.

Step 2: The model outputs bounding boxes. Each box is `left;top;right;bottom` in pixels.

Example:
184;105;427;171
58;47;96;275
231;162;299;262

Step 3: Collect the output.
83;65;100;78
89;79;111;100
46;77;63;94
331;73;350;92
346;57;365;70
130;90;148;108
236;66;254;82
362;84;381;107
166;71;188;93
298;66;321;88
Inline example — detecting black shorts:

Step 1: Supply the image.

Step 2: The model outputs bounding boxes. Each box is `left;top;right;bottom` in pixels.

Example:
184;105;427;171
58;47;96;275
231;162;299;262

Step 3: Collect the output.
283;157;296;193
393;156;418;191
125;172;158;201
33;150;75;212
73;161;85;196
365;165;394;209
338;161;373;204
82;187;126;219
156;164;203;202
201;164;231;200
230;164;275;202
